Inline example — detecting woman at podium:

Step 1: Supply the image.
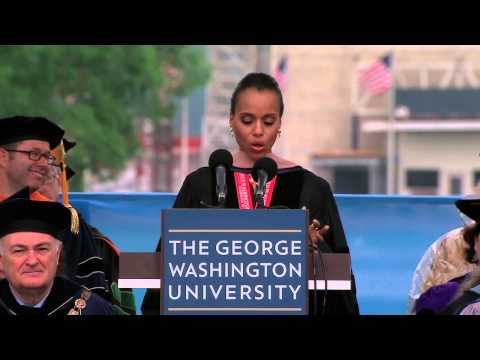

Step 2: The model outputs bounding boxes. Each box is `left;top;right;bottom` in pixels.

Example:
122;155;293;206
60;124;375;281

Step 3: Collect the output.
142;73;359;315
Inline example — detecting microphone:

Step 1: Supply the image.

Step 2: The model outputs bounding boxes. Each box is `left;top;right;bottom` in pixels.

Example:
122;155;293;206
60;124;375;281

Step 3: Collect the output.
208;149;233;207
251;157;277;208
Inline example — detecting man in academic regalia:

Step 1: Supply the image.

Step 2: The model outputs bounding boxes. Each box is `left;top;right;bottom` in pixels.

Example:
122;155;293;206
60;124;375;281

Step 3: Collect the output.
0;115;65;201
39;138;136;314
0;118;106;290
0;116;65;281
0;116;131;313
0;194;115;315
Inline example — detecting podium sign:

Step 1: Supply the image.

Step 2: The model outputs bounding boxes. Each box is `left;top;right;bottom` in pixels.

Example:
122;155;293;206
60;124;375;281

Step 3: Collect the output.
160;209;309;315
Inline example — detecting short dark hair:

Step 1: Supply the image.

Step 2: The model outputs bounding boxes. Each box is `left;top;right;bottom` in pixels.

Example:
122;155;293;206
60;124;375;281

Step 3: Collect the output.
230;72;284;117
463;222;480;263
1;143;17;160
2;142;17;149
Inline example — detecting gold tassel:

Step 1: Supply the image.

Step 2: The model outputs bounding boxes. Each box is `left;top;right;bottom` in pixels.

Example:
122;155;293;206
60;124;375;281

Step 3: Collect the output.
60;161;79;234
65;203;80;235
60;160;69;205
54;140;80;235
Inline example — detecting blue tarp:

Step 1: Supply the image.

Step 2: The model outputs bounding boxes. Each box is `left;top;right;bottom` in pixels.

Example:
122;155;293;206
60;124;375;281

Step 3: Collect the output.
69;193;464;315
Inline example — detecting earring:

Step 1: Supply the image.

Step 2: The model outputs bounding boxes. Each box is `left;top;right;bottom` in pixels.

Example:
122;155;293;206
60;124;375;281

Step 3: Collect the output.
277;129;282;138
229;127;234;137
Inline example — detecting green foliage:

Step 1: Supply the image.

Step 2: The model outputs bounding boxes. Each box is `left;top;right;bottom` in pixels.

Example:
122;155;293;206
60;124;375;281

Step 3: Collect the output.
0;45;212;190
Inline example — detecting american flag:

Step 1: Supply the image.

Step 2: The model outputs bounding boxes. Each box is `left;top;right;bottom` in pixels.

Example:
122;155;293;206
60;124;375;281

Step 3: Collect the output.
359;53;393;96
274;56;288;91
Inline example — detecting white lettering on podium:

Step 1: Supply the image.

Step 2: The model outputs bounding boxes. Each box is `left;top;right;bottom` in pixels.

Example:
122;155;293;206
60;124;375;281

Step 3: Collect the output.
168;284;302;301
168;262;302;278
166;238;306;308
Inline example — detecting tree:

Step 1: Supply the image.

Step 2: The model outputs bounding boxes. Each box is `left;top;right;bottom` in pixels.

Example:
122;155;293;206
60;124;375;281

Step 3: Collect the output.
0;45;211;190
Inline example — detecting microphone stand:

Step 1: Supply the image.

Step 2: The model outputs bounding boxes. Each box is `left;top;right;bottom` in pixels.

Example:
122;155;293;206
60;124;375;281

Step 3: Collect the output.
200;185;227;208
312;244;319;316
316;245;328;316
254;193;266;209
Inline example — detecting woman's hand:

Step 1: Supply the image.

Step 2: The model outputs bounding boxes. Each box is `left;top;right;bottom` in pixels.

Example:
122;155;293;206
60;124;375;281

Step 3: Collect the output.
301;206;330;250
309;219;330;249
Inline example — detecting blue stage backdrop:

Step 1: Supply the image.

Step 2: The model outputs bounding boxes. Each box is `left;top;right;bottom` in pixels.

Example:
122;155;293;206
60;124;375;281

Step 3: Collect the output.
69;193;464;315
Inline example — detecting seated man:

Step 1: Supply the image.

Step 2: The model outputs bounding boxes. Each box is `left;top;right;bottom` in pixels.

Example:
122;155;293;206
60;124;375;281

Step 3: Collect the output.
0;194;115;315
38;140;136;314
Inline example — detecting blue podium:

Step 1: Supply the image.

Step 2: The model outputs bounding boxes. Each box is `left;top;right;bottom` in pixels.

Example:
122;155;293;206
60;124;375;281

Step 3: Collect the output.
119;209;352;315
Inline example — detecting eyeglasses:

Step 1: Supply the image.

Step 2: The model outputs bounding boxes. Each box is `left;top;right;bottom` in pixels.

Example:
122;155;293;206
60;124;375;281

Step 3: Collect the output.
3;148;56;165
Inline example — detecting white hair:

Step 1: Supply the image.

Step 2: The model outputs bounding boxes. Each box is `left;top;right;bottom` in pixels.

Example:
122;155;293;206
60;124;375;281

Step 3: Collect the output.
54;238;62;252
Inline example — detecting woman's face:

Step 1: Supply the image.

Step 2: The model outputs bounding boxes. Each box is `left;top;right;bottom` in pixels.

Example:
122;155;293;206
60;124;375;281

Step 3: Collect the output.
230;88;281;163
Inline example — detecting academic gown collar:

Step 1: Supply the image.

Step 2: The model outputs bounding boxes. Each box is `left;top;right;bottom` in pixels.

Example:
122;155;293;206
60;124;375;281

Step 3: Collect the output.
0;277;80;316
226;166;305;209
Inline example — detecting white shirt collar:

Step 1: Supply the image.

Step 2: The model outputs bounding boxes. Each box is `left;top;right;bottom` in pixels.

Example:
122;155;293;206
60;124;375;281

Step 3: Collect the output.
9;285;49;308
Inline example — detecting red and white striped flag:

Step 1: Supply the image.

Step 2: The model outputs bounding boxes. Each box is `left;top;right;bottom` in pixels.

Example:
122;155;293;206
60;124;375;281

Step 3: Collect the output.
359;54;393;96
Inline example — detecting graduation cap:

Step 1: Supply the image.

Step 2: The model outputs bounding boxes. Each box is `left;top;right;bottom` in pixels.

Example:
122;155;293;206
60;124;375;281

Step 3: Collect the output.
51;139;76;179
63;138;76;152
65;166;75;181
456;196;480;222
0;116;65;149
51;138;76;167
0;189;71;240
49;138;79;234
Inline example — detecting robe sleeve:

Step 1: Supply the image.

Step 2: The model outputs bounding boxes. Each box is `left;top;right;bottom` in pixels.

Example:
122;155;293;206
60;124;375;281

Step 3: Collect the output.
300;170;360;315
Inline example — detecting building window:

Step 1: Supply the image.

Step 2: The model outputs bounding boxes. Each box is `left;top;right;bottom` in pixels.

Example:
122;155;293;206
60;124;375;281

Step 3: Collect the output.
406;169;439;195
449;176;462;195
473;170;480;188
333;166;369;194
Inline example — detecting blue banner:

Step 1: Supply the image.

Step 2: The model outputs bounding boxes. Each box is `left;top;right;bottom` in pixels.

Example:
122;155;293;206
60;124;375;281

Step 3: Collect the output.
70;193;464;314
160;209;308;315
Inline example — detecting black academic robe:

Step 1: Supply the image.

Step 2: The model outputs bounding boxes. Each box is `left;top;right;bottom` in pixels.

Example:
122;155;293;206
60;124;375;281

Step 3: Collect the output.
0;277;115;315
61;218;139;314
90;225;136;315
141;166;360;315
61;215;110;299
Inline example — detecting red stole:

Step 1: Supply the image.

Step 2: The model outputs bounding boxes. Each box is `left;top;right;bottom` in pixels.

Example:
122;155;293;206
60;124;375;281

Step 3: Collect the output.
233;172;277;209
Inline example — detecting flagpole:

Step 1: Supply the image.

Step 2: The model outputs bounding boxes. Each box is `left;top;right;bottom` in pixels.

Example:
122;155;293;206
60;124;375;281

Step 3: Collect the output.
180;97;189;186
387;47;397;195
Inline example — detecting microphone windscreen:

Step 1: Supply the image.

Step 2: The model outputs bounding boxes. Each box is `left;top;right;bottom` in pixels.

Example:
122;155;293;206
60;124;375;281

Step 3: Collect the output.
208;149;233;169
252;157;277;182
